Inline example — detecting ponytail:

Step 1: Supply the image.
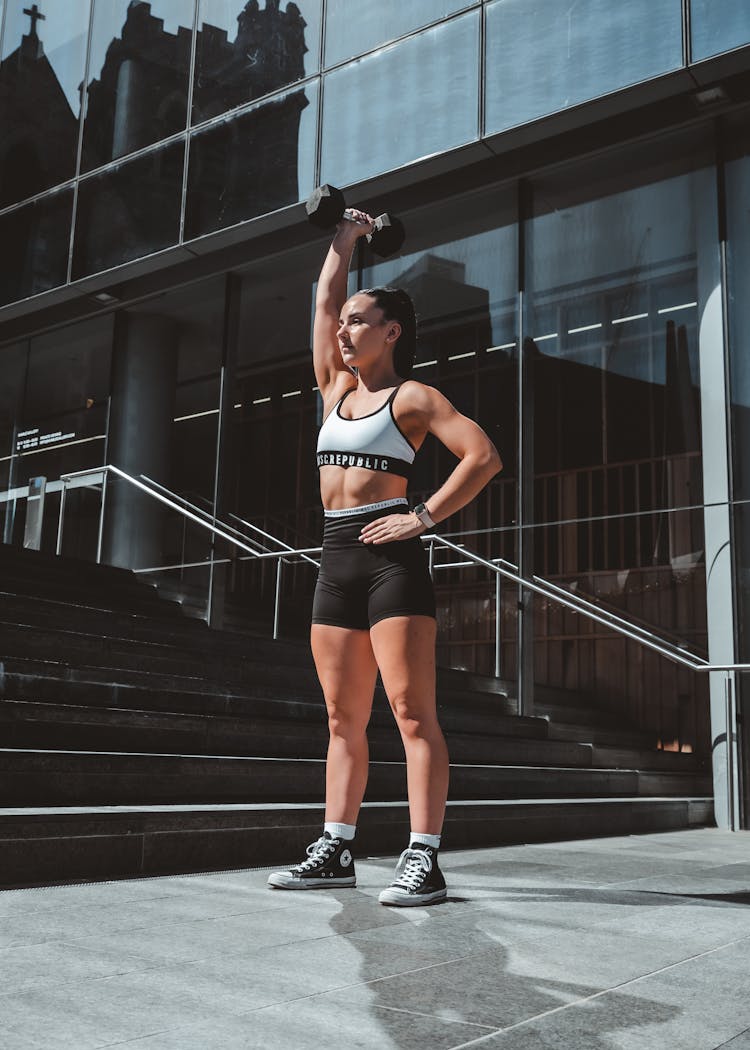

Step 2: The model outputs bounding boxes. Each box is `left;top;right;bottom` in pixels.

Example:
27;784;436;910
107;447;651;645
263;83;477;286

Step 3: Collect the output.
360;286;417;379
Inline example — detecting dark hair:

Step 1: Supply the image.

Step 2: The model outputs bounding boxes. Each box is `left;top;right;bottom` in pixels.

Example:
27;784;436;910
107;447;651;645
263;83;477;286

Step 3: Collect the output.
359;286;417;379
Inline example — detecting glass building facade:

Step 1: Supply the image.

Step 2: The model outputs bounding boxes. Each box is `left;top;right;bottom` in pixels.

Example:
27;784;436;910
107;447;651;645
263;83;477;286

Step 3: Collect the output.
1;0;749;828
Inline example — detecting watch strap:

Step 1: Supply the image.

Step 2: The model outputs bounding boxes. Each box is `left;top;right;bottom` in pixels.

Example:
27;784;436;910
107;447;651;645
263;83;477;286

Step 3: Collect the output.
413;502;436;529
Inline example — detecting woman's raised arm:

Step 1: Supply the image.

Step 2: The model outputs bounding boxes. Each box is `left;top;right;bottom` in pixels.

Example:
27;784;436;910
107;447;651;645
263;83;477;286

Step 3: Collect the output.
313;212;373;398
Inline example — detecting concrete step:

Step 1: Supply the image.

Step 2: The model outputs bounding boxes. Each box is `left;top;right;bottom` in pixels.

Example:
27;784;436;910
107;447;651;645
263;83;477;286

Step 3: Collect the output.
0;699;592;767
0;547;165;594
535;701;630;729
0;543;138;579
0;797;714;888
0;622;320;684
545;720;656;748
1;698;702;774
0;666;545;741
0;592;315;664
1;624;518;716
591;744;704;772
0;573;184;619
0;749;713;807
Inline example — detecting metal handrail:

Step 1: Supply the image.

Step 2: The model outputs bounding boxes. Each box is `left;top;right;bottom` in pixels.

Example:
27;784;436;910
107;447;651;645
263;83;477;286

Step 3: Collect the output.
56;463;748;673
57;465;323;639
425;536;748;673
57;465;282;565
223;509;320;568
54;464;735;668
138;475;320;567
421;534;743;833
56;462;743;827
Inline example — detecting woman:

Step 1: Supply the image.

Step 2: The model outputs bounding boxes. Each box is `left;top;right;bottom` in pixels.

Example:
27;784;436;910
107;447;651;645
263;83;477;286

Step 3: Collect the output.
268;209;502;905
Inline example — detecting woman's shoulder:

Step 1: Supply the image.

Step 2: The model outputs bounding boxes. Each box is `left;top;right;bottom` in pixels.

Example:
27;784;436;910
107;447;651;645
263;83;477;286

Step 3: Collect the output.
395;379;448;413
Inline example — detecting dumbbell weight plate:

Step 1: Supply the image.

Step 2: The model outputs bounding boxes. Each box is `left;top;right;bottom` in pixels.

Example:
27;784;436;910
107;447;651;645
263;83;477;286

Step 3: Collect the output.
305;184;346;229
368;214;405;258
305;184;405;256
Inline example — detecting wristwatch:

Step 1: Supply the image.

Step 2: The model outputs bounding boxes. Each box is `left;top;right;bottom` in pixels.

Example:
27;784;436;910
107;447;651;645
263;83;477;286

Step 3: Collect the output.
413;502;436;529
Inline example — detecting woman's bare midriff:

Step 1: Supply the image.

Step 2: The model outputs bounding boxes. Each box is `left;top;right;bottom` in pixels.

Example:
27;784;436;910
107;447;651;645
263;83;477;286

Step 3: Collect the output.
319;464;409;511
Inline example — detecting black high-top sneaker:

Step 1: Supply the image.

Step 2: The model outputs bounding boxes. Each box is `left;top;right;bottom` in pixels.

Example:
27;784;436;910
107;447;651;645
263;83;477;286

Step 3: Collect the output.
378;843;447;906
267;832;356;889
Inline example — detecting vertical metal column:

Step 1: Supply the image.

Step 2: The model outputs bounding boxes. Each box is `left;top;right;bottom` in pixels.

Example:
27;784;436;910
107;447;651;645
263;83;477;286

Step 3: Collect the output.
56;481;68;556
23;476;46;550
696;159;739;830
208;273;242;629
96;469;109;565
725;673;737;831
273;560;283;640
516;181;535;717
495;573;502;679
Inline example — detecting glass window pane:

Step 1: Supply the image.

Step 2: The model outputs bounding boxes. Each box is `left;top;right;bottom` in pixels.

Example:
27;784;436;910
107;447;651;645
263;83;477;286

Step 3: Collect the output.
725;114;750;759
691;0;750;61
185;79;317;239
485;0;683;135
321;11;479;188
361;189;518;677
361;188;517;520
193;0;321;124
727;120;750;502
526;131;716;760
224;244;324;635
727;108;750;819
0;0;90;207
0;187;72;307
324;0;475;67
81;0;195;172
0;317;113;555
72;139;184;279
0;341;28;494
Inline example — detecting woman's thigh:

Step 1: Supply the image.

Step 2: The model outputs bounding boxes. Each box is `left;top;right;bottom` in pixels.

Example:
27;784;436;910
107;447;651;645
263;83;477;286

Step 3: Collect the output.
310;624;378;727
369;615;437;722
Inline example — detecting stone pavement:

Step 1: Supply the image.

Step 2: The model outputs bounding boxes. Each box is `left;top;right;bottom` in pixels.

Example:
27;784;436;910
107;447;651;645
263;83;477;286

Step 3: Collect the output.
1;827;749;1050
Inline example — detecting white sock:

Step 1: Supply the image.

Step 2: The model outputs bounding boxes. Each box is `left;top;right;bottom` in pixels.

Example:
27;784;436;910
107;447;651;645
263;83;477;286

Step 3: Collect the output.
410;831;441;850
324;821;356;841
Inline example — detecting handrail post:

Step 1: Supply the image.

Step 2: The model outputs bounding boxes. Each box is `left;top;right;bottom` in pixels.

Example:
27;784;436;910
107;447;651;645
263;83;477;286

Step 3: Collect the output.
725;672;737;832
56;480;68;556
428;537;435;579
495;572;502;679
96;469;109;565
273;558;283;640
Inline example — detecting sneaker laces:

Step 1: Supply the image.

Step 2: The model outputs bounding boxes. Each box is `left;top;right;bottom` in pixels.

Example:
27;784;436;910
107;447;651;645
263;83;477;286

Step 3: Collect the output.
392;848;432;890
293;835;338;873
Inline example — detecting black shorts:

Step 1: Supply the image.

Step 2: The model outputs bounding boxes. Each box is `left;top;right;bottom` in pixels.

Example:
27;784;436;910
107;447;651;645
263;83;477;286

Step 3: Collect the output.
312;502;436;630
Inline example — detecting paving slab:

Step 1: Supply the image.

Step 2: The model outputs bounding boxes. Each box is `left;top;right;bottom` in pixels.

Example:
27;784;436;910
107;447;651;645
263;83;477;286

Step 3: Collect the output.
0;828;748;1050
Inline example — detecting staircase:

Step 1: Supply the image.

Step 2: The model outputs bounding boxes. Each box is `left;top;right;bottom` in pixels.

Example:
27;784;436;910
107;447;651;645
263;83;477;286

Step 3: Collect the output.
0;545;713;888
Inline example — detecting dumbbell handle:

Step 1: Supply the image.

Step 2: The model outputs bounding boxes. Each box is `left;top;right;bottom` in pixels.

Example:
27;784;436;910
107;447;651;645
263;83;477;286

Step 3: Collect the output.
340;205;382;228
342;208;387;238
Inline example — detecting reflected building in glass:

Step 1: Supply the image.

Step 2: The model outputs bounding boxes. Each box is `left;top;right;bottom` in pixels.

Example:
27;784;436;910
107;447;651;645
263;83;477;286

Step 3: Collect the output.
1;0;750;829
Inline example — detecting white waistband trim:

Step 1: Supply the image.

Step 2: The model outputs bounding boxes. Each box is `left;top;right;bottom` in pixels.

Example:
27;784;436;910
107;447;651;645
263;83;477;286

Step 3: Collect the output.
324;498;409;519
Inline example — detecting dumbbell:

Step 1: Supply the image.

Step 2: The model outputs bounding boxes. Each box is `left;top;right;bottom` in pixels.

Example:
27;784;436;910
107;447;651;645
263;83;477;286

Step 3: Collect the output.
306;184;405;257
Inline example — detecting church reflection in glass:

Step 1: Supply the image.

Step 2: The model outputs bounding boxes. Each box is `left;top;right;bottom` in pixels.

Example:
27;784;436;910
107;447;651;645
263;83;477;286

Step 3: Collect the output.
0;1;316;295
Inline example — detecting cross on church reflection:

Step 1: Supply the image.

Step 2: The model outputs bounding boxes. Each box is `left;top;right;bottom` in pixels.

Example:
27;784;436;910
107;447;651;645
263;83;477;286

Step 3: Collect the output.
22;4;45;37
0;0;79;207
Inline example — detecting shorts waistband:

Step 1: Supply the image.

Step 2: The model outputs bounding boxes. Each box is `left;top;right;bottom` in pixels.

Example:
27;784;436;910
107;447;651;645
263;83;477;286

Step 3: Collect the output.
323;498;409;519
